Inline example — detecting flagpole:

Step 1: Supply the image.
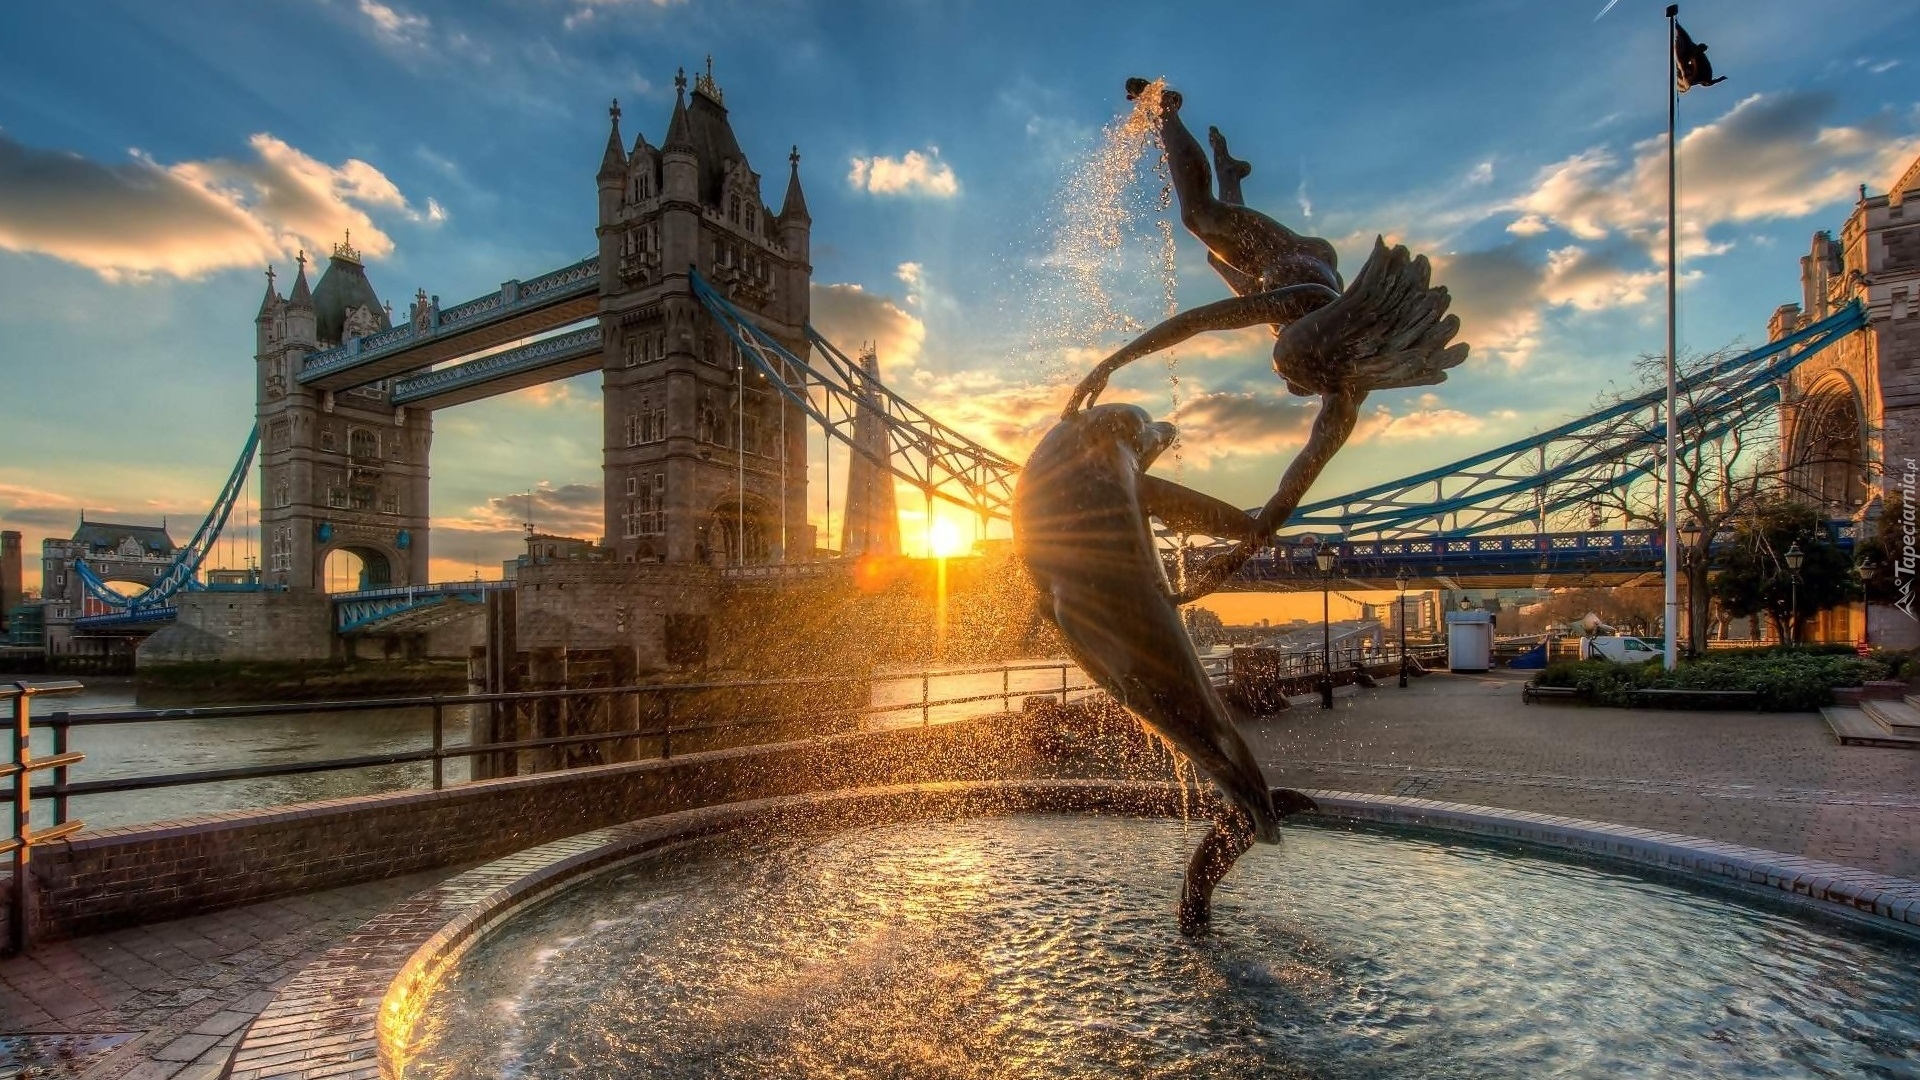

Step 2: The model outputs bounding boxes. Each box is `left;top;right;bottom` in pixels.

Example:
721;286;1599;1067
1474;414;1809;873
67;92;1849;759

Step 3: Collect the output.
1664;3;1681;668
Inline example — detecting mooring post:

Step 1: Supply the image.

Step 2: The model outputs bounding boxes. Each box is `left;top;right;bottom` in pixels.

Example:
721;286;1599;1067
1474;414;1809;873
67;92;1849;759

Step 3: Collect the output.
429;698;444;790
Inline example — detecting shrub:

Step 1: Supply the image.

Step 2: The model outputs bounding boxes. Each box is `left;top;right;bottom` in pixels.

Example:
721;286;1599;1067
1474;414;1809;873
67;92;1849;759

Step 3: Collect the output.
1530;649;1875;711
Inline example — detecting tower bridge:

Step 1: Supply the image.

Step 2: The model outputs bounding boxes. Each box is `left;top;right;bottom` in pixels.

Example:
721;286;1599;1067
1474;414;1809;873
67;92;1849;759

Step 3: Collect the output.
38;62;1915;669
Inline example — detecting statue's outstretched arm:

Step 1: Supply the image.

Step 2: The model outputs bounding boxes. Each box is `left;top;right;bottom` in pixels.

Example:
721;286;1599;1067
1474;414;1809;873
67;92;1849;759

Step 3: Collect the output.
1063;283;1340;419
1171;389;1364;603
1138;474;1257;546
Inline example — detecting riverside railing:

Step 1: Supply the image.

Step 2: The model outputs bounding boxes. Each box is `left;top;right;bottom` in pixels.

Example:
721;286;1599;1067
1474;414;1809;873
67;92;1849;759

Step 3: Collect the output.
5;680;85;954
14;662;1102;831
5;648;1445;870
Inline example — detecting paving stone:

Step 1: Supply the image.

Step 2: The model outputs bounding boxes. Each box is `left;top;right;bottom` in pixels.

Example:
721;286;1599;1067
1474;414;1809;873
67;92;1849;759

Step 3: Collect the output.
152;1031;221;1061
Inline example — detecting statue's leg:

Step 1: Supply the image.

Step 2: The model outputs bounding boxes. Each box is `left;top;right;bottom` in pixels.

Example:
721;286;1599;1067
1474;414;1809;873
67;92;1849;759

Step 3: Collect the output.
1064;284;1339;417
1209;126;1252;207
1172;389;1366;604
1177;803;1255;935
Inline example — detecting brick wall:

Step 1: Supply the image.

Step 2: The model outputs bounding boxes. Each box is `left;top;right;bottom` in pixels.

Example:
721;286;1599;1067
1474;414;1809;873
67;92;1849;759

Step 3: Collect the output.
27;712;1044;942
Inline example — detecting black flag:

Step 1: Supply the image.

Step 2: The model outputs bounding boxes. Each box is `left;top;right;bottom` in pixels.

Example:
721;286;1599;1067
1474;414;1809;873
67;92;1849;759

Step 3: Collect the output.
1672;18;1727;92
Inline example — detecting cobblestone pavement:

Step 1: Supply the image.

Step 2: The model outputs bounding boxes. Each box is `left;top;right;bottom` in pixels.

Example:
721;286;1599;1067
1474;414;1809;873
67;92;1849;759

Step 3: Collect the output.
0;867;458;1079
1252;670;1920;878
3;673;1916;1077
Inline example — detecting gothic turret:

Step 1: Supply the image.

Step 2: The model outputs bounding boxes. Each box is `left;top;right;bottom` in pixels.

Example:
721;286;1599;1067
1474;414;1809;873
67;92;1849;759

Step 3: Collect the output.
255;265;283;354
780;145;811;264
598;99;628;181
284;250;316;347
598;99;628;225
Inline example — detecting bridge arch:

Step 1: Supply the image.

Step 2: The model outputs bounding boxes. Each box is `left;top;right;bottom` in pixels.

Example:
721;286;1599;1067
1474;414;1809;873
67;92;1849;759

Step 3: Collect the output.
320;540;398;593
700;491;776;566
1786;373;1870;516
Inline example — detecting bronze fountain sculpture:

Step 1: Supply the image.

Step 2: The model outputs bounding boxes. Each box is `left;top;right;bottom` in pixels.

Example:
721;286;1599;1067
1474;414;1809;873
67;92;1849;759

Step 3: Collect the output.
1014;79;1470;933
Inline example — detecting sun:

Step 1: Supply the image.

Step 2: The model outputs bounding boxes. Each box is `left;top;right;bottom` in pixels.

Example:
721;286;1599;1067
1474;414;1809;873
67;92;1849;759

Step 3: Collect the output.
928;517;970;559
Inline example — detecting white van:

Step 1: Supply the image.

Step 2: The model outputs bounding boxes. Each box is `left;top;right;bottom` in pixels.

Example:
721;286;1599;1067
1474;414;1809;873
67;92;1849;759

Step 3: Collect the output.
1579;635;1664;664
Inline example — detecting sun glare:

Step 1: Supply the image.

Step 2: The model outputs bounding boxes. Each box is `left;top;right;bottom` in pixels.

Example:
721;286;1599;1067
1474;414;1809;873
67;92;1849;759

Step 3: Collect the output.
928;517;970;559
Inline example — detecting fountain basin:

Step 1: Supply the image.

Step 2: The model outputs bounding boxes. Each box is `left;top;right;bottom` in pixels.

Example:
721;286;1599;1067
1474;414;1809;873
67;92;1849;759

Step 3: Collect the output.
223;781;1920;1079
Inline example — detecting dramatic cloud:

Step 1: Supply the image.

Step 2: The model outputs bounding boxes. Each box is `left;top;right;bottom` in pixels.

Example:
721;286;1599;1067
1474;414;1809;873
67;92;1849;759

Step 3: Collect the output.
0;131;428;281
1168;390;1323;464
1431;245;1545;365
847;148;959;198
1509;90;1920;260
808;281;927;383
438;481;604;540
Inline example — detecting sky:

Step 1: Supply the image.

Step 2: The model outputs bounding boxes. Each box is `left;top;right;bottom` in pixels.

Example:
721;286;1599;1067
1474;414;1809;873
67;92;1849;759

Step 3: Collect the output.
2;0;1918;597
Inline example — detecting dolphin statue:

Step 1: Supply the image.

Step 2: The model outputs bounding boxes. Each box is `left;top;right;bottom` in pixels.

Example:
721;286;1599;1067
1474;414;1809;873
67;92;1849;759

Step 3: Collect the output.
1014;402;1316;932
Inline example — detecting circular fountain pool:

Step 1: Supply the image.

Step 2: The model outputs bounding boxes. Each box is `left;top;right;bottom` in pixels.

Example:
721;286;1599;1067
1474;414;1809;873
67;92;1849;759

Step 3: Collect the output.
406;814;1920;1078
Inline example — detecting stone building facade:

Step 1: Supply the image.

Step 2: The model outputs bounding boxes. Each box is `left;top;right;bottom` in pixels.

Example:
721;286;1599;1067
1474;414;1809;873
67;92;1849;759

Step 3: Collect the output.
1771;153;1920;644
253;239;434;592
594;64;814;567
38;520;175;658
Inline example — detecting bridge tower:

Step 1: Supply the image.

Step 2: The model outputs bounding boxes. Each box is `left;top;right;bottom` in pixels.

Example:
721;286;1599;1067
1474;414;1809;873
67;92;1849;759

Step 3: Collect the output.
595;61;812;565
1773;153;1920;645
841;345;902;557
254;241;434;591
1774;153;1920;513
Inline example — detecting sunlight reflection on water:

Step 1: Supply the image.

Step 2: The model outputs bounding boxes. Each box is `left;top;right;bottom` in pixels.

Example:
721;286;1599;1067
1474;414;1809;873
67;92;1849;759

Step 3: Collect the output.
408;815;1920;1079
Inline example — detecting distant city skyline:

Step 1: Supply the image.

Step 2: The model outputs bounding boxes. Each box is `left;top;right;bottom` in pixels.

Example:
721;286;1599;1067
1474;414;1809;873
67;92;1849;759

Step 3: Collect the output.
3;0;1917;593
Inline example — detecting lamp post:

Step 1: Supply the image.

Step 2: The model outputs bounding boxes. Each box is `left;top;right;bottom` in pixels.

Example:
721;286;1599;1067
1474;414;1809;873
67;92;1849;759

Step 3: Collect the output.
1316;541;1335;709
1858;555;1877;650
1678;519;1701;656
1395;565;1411;688
1785;540;1804;647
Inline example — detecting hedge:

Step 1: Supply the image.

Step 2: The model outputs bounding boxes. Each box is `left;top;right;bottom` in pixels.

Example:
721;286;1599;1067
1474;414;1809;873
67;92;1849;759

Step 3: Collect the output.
1529;649;1884;711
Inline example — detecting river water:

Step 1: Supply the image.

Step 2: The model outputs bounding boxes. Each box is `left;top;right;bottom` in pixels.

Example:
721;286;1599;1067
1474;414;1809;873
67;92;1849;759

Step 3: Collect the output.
4;664;1093;832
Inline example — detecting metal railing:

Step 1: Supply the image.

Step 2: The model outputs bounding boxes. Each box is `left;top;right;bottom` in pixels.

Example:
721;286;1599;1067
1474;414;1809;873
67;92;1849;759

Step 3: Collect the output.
17;662;1101;831
5;680;85;955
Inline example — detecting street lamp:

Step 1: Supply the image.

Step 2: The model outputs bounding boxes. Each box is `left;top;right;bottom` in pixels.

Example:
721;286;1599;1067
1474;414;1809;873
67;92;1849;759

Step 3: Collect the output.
1315;540;1336;709
1395;565;1411;688
1785;540;1805;647
1858;555;1877;650
1679;519;1701;655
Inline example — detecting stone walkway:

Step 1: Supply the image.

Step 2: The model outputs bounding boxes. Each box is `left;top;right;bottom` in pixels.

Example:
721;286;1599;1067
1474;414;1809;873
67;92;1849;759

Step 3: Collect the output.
1252;669;1920;879
0;868;458;1079
3;670;1916;1078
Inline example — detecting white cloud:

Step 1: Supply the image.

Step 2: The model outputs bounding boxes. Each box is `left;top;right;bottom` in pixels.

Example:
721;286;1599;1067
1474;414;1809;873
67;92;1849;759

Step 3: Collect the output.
1467;161;1494;185
426;197;449;223
1509;90;1920;262
848;148;959;198
562;0;685;30
357;0;430;47
0;132;427;281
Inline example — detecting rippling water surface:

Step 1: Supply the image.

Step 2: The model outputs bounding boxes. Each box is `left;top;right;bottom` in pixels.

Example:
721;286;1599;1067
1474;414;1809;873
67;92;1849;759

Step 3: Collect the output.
407;816;1920;1079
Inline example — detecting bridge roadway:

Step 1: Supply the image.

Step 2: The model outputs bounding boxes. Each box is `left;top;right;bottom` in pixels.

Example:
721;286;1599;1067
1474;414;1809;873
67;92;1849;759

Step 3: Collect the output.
65;523;1856;635
296;256;599;393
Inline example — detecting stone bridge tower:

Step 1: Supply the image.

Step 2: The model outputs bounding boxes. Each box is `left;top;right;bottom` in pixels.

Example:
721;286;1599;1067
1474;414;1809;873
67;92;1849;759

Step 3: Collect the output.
594;61;813;565
253;240;434;592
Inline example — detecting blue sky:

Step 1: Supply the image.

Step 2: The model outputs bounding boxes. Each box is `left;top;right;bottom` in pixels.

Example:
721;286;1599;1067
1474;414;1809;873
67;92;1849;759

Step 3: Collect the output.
2;0;1917;588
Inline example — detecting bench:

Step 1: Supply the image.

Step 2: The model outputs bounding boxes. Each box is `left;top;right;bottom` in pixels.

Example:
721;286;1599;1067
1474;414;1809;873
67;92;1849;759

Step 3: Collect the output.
1627;688;1761;711
1522;684;1582;704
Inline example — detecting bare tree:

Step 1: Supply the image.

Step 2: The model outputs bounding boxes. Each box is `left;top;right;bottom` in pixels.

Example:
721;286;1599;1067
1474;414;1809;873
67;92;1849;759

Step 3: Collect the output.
1546;347;1873;652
